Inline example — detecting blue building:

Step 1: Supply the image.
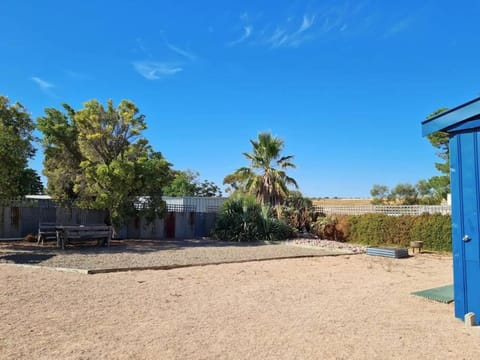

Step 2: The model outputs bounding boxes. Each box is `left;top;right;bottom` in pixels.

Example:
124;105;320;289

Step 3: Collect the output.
422;97;480;323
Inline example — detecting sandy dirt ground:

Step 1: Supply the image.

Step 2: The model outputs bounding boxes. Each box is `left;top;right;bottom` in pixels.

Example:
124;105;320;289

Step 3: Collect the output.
1;252;479;359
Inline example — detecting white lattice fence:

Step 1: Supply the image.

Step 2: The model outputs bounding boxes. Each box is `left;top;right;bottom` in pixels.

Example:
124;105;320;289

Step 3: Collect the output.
313;205;451;216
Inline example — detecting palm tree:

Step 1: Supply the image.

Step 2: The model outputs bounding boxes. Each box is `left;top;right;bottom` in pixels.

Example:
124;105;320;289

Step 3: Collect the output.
224;132;298;207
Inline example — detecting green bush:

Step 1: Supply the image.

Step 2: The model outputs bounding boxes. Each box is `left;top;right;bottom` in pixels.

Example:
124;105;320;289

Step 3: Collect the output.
212;195;293;242
346;213;451;251
279;191;318;233
410;214;452;251
263;216;294;241
347;214;396;246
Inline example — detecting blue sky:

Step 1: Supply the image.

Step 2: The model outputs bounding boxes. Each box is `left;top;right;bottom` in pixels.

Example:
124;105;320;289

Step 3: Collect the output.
2;0;480;197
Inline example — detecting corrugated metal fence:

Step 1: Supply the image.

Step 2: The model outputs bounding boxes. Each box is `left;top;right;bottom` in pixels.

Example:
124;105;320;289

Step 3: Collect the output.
0;197;225;240
2;198;449;239
0;206;106;239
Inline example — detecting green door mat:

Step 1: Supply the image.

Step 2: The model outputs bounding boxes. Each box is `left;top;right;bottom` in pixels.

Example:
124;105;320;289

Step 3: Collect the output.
411;285;454;304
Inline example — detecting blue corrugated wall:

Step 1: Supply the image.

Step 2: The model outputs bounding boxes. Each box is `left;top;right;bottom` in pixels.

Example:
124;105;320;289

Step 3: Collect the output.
450;131;480;320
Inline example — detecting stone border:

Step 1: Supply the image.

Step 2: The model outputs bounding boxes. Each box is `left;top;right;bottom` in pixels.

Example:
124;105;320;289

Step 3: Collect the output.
284;242;364;253
0;263;89;274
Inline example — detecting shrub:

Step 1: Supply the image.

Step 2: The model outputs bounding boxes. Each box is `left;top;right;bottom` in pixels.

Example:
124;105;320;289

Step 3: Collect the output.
278;191;318;233
346;213;451;251
263;216;294;241
335;215;350;241
410;214;451;251
311;215;350;241
212;195;293;242
312;215;338;240
346;214;414;247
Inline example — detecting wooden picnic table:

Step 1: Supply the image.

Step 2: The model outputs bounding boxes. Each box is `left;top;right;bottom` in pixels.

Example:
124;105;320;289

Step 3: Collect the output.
55;225;112;249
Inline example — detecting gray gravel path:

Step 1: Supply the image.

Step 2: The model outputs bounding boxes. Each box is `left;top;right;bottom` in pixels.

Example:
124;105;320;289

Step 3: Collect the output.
0;239;352;271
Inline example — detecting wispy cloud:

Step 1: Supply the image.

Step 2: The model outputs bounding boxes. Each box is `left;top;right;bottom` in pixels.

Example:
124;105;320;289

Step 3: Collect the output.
228;11;256;47
267;14;316;48
132;35;196;80
31;76;54;90
31;76;58;97
159;32;198;61
166;43;196;61
133;61;183;80
299;14;315;32
228;2;378;49
228;11;319;49
384;16;414;38
228;26;253;47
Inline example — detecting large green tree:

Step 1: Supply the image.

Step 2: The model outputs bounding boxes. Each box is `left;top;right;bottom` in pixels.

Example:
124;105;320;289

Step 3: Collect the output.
37;104;83;201
425;108;450;200
38;99;172;226
196;179;222;197
390;183;418;205
163;170;222;197
0;95;43;198
369;179;448;205
370;184;390;205
163;170;199;197
223;132;298;207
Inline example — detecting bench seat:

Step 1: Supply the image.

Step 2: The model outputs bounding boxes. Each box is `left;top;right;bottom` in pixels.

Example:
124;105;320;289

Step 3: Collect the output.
37;223;60;245
59;225;112;249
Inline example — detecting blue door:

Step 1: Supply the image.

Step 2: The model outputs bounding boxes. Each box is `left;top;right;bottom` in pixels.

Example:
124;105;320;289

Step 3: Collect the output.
450;131;480;320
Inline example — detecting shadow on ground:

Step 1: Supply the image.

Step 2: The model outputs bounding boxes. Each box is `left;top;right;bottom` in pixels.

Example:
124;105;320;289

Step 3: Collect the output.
0;252;56;264
0;238;274;256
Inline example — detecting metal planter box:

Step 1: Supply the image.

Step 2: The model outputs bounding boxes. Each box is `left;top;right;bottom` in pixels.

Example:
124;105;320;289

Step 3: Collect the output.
366;247;409;258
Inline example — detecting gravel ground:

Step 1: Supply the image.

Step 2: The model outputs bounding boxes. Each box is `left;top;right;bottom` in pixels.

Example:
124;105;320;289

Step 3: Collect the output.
2;252;479;359
0;238;354;271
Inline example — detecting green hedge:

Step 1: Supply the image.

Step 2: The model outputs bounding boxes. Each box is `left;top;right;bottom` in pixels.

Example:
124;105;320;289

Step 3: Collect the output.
410;214;452;252
346;213;451;252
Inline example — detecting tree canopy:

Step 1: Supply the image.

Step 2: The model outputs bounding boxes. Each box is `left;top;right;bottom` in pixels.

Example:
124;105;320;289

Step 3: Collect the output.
163;170;222;197
37;104;82;201
0;96;43;198
425;108;450;200
370;184;390;205
38;99;172;225
223;132;298;207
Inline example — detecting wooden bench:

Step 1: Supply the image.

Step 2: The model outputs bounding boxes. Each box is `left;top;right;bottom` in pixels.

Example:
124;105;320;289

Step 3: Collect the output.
37;222;59;245
57;225;112;249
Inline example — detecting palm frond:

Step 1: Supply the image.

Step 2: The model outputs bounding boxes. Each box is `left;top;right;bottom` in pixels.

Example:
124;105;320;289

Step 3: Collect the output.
223;132;298;206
